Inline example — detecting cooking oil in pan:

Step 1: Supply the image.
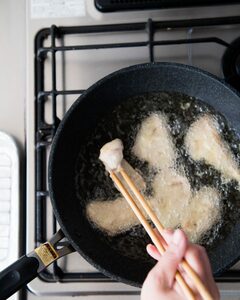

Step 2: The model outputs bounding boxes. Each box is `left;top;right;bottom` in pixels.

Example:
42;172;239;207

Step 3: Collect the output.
75;91;240;261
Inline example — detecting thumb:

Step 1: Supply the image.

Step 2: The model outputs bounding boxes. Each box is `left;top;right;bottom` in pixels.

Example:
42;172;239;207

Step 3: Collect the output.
150;229;187;289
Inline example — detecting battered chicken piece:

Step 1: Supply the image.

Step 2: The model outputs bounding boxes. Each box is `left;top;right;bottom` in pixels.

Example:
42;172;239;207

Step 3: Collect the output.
151;173;221;242
132;113;176;170
182;187;221;243
150;170;191;228
87;155;146;234
99;139;123;172
86;197;140;235
100;138;146;191
185;115;240;182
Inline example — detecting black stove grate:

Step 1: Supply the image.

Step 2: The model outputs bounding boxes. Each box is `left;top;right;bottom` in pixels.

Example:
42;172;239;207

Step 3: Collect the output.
35;16;240;283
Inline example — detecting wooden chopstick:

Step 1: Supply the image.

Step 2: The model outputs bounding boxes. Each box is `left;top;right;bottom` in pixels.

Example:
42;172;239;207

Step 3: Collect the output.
118;166;214;300
110;171;195;300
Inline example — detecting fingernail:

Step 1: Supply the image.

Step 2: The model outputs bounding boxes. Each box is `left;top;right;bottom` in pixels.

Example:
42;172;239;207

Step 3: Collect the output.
173;229;182;245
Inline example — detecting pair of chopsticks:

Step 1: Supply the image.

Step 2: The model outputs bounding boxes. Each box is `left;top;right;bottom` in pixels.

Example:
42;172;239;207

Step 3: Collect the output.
109;165;213;300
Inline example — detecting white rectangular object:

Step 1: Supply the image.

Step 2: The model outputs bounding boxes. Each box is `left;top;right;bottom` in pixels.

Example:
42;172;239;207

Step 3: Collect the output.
0;132;19;273
31;0;85;19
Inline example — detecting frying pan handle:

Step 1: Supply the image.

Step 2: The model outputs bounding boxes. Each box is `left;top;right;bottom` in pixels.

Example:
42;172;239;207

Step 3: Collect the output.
0;229;75;300
0;255;39;300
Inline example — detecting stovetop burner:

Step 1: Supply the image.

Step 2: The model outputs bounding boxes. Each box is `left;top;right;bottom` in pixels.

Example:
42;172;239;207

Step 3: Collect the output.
35;16;240;286
222;37;240;91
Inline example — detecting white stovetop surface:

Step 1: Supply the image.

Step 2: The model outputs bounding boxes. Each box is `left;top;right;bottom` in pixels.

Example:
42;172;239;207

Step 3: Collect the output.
2;0;240;298
0;0;25;148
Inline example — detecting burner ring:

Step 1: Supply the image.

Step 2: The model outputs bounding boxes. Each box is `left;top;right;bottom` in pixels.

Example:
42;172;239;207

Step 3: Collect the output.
222;37;240;92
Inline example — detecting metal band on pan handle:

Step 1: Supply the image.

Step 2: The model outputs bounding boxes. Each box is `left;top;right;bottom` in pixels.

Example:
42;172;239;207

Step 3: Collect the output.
28;229;75;273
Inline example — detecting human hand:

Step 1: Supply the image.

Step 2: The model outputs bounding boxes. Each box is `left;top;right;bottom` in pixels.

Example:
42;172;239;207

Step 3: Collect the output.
141;229;220;300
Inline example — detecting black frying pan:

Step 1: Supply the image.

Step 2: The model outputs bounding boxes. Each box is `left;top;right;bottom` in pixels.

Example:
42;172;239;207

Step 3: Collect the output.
1;62;240;300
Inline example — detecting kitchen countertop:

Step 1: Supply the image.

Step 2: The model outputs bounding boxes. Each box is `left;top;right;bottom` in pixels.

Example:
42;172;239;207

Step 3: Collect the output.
0;2;25;299
0;0;26;149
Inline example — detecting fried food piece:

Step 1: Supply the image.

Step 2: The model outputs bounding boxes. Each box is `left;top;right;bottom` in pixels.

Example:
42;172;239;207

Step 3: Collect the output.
86;197;139;235
86;160;146;235
185;115;240;182
150;170;191;228
132;113;176;170
182;187;221;243
99;139;123;172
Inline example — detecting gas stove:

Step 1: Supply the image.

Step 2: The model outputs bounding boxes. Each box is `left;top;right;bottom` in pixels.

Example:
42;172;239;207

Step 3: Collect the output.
26;1;240;299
